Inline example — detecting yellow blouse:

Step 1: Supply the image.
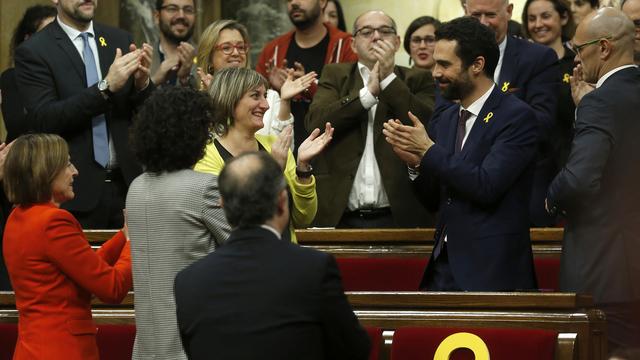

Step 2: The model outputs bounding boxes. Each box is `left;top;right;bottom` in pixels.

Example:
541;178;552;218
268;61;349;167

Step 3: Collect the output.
194;134;317;243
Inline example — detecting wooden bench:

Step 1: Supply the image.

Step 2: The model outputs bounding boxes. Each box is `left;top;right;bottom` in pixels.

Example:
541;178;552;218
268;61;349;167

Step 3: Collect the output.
0;291;604;360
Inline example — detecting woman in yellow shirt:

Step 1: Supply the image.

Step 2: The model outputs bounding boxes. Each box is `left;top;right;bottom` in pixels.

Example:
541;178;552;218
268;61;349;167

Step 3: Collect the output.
195;67;333;242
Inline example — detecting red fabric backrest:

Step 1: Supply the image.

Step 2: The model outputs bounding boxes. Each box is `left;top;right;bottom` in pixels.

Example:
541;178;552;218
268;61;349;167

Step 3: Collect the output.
391;327;557;360
534;257;561;291
0;323;17;358
336;258;428;291
366;327;383;360
96;324;136;360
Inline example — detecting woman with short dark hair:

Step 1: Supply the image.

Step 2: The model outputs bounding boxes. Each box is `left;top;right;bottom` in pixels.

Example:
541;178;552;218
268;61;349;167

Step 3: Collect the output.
403;16;441;72
2;133;132;360
126;86;230;360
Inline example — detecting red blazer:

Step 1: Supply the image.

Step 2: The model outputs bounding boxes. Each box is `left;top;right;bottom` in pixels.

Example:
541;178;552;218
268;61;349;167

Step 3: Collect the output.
3;203;132;360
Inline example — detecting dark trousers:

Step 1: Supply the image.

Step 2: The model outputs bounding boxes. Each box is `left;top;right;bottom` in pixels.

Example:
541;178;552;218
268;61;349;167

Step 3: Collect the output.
420;243;461;291
68;169;127;229
336;207;395;228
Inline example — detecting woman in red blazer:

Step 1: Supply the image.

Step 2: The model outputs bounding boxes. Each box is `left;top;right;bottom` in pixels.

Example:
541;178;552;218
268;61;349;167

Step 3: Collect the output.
2;134;132;359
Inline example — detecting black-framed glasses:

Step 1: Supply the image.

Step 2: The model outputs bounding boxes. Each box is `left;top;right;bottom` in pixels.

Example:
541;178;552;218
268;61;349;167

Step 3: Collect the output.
354;26;397;38
214;42;249;55
571;36;612;54
159;5;196;15
410;35;436;46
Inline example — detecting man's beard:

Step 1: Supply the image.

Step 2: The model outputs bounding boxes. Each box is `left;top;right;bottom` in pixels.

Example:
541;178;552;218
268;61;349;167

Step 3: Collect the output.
288;3;321;30
160;19;194;44
69;1;95;23
439;71;474;101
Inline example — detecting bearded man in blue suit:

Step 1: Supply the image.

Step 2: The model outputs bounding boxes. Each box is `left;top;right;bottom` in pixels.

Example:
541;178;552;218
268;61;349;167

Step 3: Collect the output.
384;17;538;291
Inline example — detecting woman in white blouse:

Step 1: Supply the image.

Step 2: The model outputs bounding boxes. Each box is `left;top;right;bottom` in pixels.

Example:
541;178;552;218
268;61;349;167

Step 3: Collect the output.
196;20;315;138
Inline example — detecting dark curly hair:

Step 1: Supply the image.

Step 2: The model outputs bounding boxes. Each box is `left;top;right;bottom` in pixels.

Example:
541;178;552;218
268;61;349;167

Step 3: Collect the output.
436;16;499;79
130;86;214;173
10;5;57;64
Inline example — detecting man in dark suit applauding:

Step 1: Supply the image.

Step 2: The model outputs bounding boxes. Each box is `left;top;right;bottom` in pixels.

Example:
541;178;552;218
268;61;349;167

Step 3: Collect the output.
306;10;435;228
384;17;538;291
547;7;640;350
15;0;154;229
175;152;370;360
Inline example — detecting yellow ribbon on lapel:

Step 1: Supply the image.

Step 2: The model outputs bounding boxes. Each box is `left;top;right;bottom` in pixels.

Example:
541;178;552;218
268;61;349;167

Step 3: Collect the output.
501;81;510;92
98;37;107;47
562;73;570;83
483;112;494;123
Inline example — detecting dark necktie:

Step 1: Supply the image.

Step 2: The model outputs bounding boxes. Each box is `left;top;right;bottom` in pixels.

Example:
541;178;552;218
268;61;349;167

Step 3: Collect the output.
455;109;471;154
80;32;109;168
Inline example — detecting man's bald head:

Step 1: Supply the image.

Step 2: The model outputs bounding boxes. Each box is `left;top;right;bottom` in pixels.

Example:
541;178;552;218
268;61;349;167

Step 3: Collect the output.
585;7;635;44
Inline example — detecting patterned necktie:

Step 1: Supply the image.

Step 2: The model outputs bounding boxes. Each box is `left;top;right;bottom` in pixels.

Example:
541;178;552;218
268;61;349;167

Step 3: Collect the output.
80;32;109;168
455;109;471;154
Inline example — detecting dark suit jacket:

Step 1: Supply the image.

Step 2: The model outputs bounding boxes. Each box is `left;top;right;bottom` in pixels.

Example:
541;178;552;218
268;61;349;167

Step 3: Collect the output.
416;86;538;291
14;20;152;212
305;63;435;227
547;67;640;304
174;227;370;360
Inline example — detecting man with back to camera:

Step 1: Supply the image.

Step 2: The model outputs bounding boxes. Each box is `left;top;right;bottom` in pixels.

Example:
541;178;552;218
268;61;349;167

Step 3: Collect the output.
174;152;370;360
305;10;436;229
256;0;357;151
14;0;154;229
464;0;560;227
383;17;538;291
150;0;197;86
546;7;640;351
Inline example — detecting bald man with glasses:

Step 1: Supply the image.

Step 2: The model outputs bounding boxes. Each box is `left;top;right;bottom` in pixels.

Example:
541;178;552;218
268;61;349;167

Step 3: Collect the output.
546;7;640;351
306;10;436;229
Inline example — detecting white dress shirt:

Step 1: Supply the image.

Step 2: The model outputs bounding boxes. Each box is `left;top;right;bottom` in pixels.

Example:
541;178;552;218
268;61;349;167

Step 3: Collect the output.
596;64;638;88
494;36;508;84
346;62;397;211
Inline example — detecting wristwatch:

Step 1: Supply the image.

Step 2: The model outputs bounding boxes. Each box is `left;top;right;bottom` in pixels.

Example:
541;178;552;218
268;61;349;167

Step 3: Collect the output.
98;78;112;100
295;164;313;179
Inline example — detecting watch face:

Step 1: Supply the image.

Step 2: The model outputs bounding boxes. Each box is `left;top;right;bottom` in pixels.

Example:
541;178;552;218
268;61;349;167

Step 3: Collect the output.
98;80;108;91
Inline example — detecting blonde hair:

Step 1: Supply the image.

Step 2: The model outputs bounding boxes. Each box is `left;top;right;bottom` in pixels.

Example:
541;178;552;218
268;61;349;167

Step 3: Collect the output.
209;67;269;136
3;133;69;205
197;19;251;75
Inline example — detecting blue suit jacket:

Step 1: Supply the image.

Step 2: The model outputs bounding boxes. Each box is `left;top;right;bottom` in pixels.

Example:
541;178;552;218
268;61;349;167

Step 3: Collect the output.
416;86;538;291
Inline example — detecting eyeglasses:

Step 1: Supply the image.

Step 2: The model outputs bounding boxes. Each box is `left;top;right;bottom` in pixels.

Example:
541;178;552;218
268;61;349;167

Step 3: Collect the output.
354;26;397;38
410;35;436;47
633;19;640;29
215;42;249;55
571;36;612;54
159;5;196;15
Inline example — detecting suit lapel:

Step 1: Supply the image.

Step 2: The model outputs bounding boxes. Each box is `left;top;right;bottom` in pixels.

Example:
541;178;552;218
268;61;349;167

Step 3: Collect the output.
444;105;461;154
94;25;115;81
373;66;399;144
51;20;85;82
498;36;518;92
459;87;502;159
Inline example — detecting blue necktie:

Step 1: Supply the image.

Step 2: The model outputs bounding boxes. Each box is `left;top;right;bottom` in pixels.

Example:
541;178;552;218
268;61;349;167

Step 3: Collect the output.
80;32;109;168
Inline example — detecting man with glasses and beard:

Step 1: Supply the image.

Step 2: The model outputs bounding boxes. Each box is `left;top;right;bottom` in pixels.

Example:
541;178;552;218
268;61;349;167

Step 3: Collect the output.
383;17;538;292
256;0;356;151
151;0;197;86
306;10;435;229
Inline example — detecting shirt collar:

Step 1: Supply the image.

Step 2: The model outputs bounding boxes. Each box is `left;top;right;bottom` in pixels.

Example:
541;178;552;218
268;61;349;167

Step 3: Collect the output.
498;36;507;56
596;64;638;88
462;84;495;117
57;15;95;41
260;224;282;240
357;62;371;79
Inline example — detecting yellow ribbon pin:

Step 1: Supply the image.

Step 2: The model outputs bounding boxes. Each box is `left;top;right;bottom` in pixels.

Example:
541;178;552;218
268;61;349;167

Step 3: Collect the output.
563;73;570;83
98;36;107;47
501;81;510;92
483;112;493;123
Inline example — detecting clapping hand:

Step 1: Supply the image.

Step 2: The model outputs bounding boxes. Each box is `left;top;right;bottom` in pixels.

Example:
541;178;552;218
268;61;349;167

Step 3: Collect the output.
196;67;213;90
271;125;293;170
280;69;317;101
297;122;334;166
383;111;432;167
570;63;595;106
266;59;289;92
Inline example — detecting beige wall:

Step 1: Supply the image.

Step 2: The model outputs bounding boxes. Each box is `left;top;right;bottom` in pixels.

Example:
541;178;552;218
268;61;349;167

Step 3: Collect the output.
340;0;527;66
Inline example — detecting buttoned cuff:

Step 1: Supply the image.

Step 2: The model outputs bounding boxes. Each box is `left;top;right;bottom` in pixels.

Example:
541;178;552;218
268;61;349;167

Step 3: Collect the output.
380;73;397;90
359;86;378;109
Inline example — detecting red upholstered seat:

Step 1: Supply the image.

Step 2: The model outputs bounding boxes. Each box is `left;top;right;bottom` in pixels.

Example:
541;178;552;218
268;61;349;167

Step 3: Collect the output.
366;327;383;360
0;323;17;358
391;327;557;360
534;257;561;291
0;323;136;359
96;324;136;360
336;258;428;291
